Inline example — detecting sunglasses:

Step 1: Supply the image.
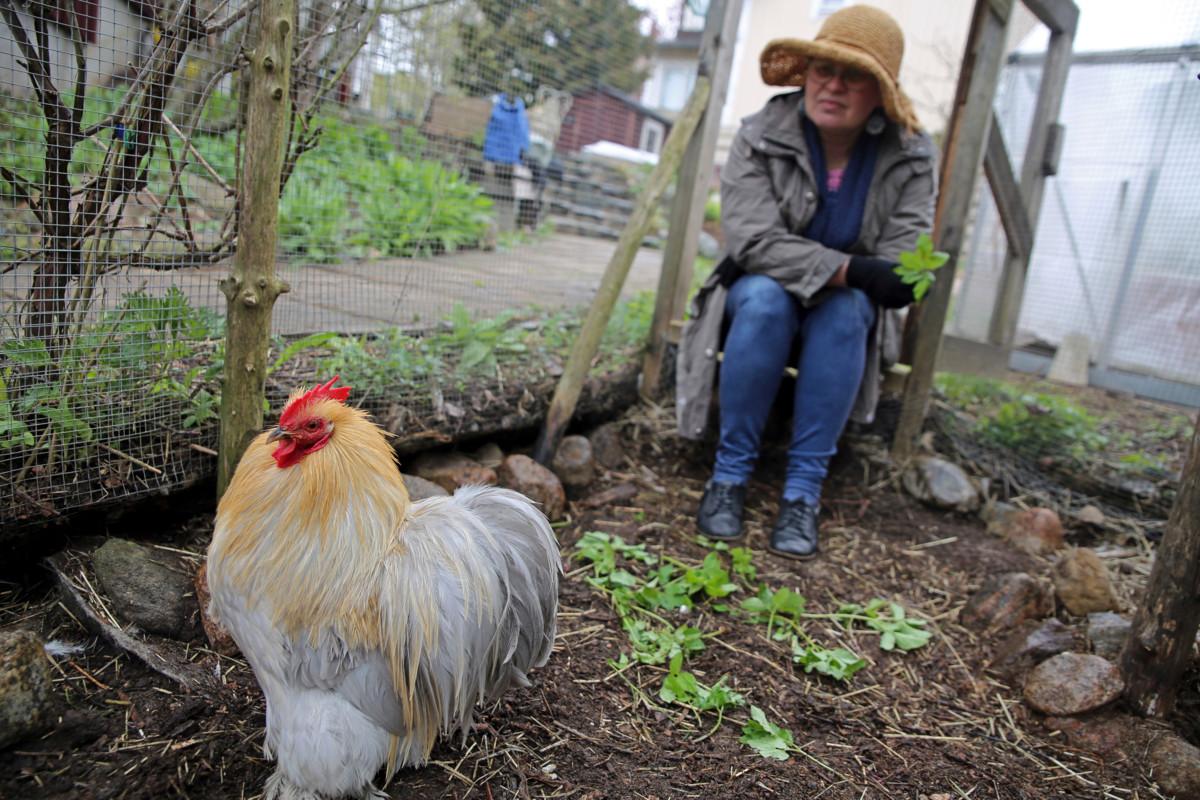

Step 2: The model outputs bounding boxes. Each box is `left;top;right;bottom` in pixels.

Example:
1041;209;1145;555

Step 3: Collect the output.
807;60;874;90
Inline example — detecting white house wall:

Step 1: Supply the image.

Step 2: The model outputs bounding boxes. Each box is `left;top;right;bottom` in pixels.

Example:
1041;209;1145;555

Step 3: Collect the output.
0;0;148;100
716;0;1037;163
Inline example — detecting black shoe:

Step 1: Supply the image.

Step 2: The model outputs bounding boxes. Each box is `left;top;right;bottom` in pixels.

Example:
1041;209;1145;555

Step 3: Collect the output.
697;481;746;540
768;499;820;560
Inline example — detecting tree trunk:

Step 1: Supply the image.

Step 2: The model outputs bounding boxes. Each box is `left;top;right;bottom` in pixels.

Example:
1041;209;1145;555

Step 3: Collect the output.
217;0;295;495
1119;414;1200;717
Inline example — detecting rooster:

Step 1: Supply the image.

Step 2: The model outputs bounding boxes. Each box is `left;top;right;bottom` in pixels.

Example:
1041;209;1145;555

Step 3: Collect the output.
206;377;561;800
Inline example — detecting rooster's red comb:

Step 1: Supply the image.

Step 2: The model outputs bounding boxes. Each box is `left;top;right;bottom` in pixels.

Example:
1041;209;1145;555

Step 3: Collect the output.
279;376;352;425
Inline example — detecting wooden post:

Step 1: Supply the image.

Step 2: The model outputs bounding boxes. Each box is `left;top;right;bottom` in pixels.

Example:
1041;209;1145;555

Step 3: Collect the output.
216;0;295;496
532;77;712;465
987;10;1076;347
640;0;742;398
891;0;1013;460
1120;415;1200;717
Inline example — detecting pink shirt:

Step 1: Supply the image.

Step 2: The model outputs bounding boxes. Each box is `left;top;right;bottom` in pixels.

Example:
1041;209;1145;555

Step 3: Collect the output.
827;167;845;192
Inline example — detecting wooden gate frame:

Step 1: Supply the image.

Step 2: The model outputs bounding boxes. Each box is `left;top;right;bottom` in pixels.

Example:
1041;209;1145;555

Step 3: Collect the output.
640;0;744;398
892;0;1078;459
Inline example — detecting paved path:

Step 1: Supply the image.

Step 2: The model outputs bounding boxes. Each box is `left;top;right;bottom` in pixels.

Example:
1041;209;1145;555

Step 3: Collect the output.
2;234;667;336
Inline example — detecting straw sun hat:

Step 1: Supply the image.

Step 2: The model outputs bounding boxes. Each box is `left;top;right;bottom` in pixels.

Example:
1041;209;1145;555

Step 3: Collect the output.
759;4;921;133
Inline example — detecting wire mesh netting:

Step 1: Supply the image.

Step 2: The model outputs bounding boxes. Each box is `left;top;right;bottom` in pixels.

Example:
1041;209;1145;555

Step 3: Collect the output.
951;10;1200;404
1;0;684;524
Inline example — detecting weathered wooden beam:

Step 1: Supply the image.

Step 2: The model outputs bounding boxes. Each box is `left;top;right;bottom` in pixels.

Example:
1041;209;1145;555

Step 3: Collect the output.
983;117;1033;262
532;77;712;465
1120;415;1200;717
217;0;296;496
892;0;1012;460
641;0;743;398
988;23;1075;347
1022;0;1079;35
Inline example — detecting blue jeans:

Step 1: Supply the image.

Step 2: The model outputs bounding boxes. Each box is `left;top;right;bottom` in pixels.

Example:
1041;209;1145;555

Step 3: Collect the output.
713;274;876;504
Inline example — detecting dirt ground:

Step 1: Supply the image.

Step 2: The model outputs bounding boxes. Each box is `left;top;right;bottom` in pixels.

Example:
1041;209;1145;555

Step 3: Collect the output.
1;387;1195;800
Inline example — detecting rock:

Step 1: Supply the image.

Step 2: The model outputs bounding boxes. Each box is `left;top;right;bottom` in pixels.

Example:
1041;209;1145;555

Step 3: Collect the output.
0;630;55;749
471;442;504;469
1023;653;1124;715
1041;713;1136;758
1047;331;1091;387
498;455;566;521
1053;548;1120;616
998;507;1065;556
961;572;1054;631
580;482;639;509
92;538;198;638
551;435;596;493
992;618;1074;671
1087;612;1131;661
697;230;720;259
588;422;627;470
902;456;979;512
1149;733;1200;800
193;563;238;657
1077;505;1106;526
983;501;1021;533
409;451;497;493
402;473;451;502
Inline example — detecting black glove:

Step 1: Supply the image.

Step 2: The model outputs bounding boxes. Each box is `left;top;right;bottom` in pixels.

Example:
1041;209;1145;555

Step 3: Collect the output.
845;255;915;309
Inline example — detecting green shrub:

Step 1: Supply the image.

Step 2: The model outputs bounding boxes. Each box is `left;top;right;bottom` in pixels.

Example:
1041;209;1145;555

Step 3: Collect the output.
934;373;1015;409
935;372;1108;462
355;156;492;257
317;328;438;403
278;171;349;262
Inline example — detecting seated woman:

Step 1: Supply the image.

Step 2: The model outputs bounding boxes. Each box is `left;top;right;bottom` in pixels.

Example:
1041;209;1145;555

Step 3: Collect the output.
676;4;937;560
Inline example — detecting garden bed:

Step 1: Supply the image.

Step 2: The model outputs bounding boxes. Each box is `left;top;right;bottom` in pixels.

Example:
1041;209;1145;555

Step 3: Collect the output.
1;381;1193;799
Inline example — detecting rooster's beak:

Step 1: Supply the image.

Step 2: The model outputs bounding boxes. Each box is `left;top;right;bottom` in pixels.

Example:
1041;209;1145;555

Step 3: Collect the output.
267;426;287;442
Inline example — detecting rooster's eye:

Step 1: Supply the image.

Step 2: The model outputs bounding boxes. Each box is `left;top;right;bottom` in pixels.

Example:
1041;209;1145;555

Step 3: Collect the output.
305;419;321;431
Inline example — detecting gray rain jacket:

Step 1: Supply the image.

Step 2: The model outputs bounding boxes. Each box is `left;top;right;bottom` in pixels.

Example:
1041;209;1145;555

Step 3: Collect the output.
676;90;937;440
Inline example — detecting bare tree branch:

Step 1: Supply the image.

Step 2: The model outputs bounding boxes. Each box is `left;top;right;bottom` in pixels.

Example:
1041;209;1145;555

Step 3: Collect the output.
380;0;456;14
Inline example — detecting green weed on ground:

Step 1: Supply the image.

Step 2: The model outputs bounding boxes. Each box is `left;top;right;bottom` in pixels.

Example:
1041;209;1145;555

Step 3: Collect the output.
934;372;1108;462
572;530;931;761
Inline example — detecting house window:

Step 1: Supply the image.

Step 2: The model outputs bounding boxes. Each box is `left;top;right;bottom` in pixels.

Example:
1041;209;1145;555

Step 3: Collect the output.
812;0;845;18
640;120;665;154
661;67;695;112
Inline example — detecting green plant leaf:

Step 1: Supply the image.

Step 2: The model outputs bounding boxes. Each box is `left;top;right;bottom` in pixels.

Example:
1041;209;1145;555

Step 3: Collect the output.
270;332;339;375
1;339;51;368
792;640;867;681
740;706;794;760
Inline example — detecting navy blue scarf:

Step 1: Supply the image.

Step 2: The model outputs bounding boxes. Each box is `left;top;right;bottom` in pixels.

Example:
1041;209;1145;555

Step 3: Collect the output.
801;116;879;251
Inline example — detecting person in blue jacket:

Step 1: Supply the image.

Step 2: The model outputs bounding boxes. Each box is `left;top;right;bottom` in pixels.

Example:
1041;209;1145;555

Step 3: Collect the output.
483;92;529;166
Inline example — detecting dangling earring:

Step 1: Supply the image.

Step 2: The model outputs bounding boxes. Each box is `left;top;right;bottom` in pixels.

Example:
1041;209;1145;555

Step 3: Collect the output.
866;109;886;136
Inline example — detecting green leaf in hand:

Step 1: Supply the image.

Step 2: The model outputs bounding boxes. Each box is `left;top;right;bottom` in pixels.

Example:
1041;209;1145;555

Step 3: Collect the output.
893;232;950;302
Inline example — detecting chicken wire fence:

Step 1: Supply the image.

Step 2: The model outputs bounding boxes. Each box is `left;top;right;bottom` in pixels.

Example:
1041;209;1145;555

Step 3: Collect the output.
1;0;679;524
951;28;1200;406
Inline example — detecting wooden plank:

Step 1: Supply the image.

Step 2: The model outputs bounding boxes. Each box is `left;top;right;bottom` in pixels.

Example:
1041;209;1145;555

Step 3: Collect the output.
892;0;1013;459
421;93;492;140
640;0;743;398
1022;0;1079;35
532;77;711;465
988;24;1075;347
983;116;1033;262
217;0;295;496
